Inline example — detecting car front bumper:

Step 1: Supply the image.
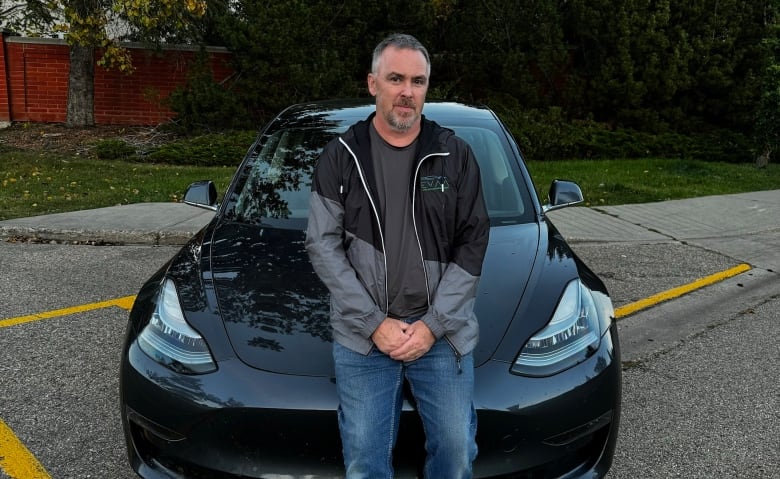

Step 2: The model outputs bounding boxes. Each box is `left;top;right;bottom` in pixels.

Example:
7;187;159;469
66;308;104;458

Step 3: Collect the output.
120;324;621;479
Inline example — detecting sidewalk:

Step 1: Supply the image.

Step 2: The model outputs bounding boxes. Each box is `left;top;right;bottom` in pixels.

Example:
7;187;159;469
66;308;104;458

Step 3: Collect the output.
548;189;780;243
0;190;778;250
549;190;780;270
0;202;215;246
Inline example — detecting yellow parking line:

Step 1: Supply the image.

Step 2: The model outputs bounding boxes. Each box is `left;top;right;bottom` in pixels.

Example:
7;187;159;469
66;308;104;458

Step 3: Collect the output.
615;263;752;319
0;298;135;477
0;265;754;328
0;295;136;329
0;418;51;479
0;263;755;478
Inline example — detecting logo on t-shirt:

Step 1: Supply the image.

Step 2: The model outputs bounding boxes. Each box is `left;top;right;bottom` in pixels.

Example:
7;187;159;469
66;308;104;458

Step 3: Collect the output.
420;175;450;192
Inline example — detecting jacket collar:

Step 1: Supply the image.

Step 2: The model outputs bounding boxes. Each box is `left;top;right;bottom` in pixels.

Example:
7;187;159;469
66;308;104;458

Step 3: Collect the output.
346;111;449;162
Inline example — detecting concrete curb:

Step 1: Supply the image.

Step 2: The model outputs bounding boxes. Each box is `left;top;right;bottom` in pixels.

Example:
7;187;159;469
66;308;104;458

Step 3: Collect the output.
0;203;214;245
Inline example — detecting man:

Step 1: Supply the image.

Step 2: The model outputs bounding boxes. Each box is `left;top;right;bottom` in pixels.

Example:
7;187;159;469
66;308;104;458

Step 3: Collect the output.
305;33;489;478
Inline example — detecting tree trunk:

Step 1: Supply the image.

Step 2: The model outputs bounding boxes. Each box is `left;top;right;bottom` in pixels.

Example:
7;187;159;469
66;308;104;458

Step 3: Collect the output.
755;145;770;169
66;44;95;127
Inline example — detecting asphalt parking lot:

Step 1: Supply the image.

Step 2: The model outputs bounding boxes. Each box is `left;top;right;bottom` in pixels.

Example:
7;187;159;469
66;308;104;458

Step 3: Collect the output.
609;283;779;478
1;190;778;478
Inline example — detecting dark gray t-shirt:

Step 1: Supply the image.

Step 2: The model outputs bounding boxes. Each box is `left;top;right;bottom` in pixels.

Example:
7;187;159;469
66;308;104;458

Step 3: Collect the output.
369;124;428;319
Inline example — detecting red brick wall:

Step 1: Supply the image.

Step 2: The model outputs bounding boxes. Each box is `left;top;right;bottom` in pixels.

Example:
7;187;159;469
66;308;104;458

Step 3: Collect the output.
0;33;10;122
0;34;234;126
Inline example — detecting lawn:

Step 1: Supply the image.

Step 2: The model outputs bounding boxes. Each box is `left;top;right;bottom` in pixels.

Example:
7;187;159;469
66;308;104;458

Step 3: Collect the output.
1;144;778;221
527;158;780;207
0;148;235;221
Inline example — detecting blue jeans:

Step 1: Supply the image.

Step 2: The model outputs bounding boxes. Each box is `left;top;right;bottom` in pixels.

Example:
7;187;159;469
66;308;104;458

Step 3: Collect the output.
333;338;477;479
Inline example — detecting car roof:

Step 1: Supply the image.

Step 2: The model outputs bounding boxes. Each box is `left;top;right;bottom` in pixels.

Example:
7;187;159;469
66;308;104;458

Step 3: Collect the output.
274;99;497;128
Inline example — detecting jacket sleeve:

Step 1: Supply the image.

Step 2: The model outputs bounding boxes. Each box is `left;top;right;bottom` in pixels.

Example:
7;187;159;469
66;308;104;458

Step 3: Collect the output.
305;142;386;340
421;140;490;340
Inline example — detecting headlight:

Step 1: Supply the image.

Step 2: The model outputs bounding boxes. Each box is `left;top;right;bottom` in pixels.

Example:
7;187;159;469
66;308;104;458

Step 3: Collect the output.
136;279;217;374
511;279;602;377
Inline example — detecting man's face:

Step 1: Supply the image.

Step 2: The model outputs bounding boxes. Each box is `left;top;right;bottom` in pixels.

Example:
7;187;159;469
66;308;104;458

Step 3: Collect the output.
368;46;429;133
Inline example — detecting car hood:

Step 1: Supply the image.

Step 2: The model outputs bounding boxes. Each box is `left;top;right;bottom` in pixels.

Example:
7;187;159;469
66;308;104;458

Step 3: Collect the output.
208;221;541;377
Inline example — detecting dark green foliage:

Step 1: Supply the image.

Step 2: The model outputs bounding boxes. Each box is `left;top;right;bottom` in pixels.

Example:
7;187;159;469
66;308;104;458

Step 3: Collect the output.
145;131;256;166
1;0;58;35
207;0;441;122
497;103;753;163
159;0;777;163
442;0;569;107
212;1;362;121
0;144;23;154
165;51;250;133
559;0;770;133
754;1;780;166
756;64;780;166
93;139;137;160
91;131;257;166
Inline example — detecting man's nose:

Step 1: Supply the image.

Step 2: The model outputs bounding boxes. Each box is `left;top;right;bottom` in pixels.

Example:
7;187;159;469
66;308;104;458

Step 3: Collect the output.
401;80;413;96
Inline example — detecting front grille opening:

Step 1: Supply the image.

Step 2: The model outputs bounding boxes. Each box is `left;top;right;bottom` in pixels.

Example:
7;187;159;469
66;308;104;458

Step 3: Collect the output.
484;424;611;479
543;410;613;447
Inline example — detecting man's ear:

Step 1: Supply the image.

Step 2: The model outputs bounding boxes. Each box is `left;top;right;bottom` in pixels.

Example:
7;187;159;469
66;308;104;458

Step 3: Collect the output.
367;73;377;96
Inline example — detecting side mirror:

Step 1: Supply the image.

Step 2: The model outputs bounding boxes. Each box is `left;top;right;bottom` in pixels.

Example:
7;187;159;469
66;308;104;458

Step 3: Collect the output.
543;180;584;213
183;180;218;211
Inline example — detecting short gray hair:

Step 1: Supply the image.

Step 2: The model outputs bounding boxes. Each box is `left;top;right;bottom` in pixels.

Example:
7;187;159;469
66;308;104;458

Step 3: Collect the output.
371;33;431;75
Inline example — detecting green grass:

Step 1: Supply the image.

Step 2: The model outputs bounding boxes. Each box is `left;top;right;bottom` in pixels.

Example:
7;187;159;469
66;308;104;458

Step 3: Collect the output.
527;158;780;207
0;148;235;221
1;145;779;221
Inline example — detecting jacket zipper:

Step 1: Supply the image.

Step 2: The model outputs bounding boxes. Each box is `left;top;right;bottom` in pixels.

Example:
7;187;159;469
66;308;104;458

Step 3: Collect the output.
413;152;464;375
339;138;455;342
339;137;390;313
444;337;464;374
411;152;450;307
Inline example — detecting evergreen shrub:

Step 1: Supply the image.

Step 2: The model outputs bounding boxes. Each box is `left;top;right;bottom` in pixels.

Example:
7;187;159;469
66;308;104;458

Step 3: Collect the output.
165;53;251;134
498;106;754;163
145;131;256;166
93;139;137;161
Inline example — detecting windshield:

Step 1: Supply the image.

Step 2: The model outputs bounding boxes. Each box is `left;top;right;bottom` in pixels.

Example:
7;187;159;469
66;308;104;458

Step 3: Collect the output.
225;122;531;228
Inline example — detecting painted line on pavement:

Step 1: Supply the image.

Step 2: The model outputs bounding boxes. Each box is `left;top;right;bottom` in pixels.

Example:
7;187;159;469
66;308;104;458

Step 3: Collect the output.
0;295;136;329
0;263;752;477
614;263;752;319
0;418;51;479
0;264;754;328
0;297;135;478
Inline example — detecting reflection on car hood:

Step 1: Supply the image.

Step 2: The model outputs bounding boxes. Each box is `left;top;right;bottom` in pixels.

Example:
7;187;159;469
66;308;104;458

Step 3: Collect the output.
209;222;542;376
473;224;540;362
210;222;332;376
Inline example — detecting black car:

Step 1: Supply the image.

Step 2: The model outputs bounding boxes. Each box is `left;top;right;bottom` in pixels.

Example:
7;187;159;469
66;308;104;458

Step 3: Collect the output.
120;100;621;478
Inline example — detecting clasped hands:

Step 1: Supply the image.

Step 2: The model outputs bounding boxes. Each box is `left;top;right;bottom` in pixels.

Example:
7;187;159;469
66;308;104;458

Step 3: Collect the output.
371;317;436;362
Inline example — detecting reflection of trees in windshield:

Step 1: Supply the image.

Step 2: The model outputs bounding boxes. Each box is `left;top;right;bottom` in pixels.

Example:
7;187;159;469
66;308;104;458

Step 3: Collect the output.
226;122;342;224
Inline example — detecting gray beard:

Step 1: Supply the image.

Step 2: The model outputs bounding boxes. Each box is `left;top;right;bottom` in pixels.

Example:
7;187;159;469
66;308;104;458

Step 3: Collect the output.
385;111;416;132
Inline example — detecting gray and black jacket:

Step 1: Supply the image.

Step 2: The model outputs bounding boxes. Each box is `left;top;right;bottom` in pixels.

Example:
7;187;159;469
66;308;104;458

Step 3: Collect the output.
305;113;489;356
